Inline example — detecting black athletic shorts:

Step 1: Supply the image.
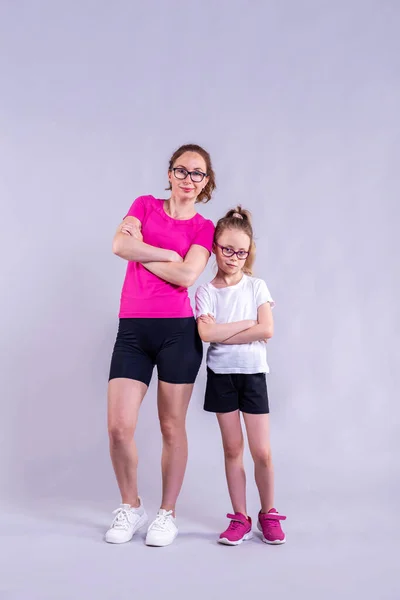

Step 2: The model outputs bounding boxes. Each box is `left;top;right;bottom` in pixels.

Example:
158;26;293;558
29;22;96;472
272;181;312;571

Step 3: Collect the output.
109;318;203;386
204;367;269;414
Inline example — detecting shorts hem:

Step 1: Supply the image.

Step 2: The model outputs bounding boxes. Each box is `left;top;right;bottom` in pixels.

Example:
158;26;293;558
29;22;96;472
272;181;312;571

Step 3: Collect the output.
158;377;197;385
207;368;268;375
204;406;237;414
240;409;270;415
108;374;151;386
204;407;269;415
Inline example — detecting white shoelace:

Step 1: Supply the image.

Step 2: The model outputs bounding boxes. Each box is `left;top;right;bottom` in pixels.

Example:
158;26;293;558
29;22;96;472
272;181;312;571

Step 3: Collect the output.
111;507;134;531
151;510;174;531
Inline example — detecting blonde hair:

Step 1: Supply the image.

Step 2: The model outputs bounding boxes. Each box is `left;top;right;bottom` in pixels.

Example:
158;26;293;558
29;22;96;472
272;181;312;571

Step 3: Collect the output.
214;205;255;275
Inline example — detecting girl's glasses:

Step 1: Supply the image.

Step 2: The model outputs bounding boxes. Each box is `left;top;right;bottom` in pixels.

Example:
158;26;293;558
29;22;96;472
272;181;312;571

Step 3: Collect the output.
215;243;249;260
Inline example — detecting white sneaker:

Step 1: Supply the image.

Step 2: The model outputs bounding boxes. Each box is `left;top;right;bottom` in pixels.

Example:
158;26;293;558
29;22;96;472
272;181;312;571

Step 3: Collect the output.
105;499;148;544
145;509;178;547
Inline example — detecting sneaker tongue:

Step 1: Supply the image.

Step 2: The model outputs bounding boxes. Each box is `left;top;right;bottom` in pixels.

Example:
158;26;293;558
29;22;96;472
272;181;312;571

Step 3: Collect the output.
120;503;131;510
268;508;277;514
234;512;247;521
227;512;247;523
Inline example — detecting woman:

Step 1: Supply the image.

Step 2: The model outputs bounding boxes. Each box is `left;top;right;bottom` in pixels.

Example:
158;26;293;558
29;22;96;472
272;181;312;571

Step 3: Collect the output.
105;144;215;547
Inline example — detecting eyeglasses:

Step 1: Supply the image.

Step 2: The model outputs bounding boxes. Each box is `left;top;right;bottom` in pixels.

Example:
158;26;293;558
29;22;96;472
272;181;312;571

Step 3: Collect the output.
215;243;249;260
171;167;207;183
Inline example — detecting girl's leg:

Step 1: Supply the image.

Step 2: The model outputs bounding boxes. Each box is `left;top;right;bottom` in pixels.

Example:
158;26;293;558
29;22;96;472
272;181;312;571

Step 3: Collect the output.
243;413;274;512
157;381;193;514
108;378;148;506
217;411;247;516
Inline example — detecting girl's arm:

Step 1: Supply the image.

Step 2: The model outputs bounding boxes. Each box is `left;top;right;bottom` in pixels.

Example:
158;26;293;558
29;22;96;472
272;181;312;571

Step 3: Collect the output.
197;315;257;343
222;302;274;344
142;244;210;288
112;217;181;263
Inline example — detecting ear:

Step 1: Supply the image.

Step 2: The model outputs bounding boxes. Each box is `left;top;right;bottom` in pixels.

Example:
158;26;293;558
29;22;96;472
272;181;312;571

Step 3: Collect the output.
167;169;172;185
212;242;217;255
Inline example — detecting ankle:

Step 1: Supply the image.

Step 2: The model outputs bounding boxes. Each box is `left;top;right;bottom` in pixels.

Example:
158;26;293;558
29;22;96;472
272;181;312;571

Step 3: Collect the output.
123;497;140;509
160;506;175;517
233;509;248;519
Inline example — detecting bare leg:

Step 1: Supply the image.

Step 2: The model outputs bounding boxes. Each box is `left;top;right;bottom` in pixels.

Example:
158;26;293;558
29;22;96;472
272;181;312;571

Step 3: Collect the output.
108;378;147;507
243;413;274;512
157;381;193;514
217;411;247;516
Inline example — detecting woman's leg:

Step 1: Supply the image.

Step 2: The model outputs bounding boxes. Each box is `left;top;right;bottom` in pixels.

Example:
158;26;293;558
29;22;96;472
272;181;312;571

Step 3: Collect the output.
157;381;193;513
243;413;274;512
108;378;147;507
217;411;247;516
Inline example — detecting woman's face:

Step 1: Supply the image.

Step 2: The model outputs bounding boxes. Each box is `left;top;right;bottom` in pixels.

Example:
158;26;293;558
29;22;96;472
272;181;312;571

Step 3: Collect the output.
168;151;209;203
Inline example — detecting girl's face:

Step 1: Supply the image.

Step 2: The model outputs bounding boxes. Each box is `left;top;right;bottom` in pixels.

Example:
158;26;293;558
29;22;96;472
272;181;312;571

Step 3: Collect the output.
214;228;251;276
168;151;209;203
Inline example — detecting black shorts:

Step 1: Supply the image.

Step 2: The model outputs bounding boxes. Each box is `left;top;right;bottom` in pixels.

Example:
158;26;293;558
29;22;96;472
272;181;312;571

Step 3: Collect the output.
204;367;269;414
109;318;203;386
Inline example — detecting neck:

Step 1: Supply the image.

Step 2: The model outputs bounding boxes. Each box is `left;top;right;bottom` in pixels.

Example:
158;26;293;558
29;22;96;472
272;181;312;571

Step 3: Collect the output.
165;195;197;220
214;270;244;287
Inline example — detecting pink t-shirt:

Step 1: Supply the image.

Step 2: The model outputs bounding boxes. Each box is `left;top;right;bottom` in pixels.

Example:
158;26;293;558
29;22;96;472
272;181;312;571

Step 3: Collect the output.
119;195;215;318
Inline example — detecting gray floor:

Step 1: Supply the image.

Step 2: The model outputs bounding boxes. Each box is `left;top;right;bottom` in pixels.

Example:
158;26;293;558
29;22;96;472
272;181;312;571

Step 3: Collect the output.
1;500;398;600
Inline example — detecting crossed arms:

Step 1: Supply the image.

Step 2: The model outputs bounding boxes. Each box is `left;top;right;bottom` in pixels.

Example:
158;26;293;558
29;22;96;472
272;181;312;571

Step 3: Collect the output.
197;302;274;345
112;216;209;288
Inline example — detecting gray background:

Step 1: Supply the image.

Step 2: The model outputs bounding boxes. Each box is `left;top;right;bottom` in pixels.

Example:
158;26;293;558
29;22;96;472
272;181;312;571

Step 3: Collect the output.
1;1;399;598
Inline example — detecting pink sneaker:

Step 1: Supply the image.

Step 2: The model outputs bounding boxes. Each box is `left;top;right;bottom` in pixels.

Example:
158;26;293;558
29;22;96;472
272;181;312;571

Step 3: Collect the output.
218;513;253;545
257;508;286;544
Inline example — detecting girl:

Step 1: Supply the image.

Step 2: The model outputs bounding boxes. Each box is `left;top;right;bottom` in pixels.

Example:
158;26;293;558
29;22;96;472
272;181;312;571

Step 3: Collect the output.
195;206;286;546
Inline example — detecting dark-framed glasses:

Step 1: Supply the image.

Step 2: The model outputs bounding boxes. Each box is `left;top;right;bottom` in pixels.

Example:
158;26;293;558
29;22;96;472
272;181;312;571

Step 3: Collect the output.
171;167;207;183
215;242;249;260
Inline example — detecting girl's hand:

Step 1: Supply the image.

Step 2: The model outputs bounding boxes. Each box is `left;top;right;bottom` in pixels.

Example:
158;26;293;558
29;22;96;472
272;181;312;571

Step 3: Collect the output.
198;313;216;324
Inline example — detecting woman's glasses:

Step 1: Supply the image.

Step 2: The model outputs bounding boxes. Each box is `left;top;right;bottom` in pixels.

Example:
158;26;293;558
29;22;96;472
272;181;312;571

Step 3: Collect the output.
171;167;207;183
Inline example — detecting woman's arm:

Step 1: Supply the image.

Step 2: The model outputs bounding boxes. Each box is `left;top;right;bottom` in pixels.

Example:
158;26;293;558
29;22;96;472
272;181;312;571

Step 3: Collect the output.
197;316;257;343
222;302;274;345
112;217;181;263
142;244;210;288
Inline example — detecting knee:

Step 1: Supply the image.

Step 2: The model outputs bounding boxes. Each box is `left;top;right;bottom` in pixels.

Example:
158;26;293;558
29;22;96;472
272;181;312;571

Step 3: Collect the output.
108;423;134;446
252;448;272;468
224;442;244;462
159;418;185;444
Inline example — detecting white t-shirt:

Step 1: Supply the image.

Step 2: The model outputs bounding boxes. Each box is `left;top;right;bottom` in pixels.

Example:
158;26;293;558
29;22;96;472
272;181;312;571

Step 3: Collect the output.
195;275;274;374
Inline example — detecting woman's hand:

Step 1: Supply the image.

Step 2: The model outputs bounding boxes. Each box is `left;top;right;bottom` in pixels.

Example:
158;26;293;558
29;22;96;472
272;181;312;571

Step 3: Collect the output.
117;221;182;264
119;221;143;241
168;251;183;263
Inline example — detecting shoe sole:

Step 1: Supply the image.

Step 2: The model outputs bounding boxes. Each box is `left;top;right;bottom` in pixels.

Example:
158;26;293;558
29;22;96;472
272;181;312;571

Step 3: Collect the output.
257;522;286;545
218;531;253;546
145;530;178;547
261;536;286;545
105;512;148;544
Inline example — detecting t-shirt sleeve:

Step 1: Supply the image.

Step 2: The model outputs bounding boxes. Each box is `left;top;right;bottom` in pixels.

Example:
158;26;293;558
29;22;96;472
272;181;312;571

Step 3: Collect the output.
123;195;148;223
195;285;214;319
191;219;215;254
254;278;275;309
